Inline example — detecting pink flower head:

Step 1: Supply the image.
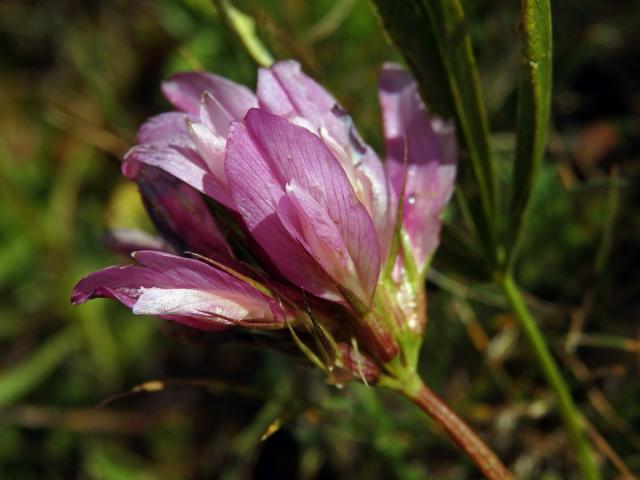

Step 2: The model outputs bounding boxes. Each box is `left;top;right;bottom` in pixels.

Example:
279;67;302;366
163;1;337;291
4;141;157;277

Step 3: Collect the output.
72;60;457;383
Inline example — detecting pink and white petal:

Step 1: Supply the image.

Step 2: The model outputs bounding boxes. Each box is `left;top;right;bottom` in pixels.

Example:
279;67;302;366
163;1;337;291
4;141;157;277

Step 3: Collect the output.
225;122;342;301
123;141;233;208
186;120;228;185
133;288;270;321
162;72;257;119
200;91;234;136
242;109;381;302
71;251;285;330
379;63;457;267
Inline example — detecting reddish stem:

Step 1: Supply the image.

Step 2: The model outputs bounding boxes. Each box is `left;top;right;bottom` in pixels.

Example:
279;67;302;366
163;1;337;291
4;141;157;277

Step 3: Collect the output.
404;382;513;480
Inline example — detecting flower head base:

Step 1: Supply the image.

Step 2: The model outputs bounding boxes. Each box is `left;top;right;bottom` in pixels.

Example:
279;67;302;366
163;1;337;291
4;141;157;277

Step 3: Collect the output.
72;60;456;385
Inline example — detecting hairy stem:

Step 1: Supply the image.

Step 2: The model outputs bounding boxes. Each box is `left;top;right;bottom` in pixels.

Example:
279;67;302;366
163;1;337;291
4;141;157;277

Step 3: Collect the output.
501;274;601;479
401;377;512;480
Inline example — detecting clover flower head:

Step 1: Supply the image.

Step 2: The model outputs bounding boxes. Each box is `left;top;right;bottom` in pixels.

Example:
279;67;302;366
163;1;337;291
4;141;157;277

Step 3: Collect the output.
72;60;456;384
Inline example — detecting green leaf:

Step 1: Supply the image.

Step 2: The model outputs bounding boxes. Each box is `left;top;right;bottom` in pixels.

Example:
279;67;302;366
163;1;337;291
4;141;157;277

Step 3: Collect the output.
371;1;454;118
372;0;499;265
506;0;553;266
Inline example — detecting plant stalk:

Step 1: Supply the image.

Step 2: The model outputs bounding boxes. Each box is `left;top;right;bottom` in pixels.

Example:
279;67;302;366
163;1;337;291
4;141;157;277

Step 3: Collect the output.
500;274;601;479
402;378;513;480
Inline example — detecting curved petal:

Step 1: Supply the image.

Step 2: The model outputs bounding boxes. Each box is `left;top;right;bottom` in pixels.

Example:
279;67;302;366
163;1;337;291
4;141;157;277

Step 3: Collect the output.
379;63;457;268
71;251;285;330
227;109;381;304
258;61;395;258
225;121;341;301
277;182;365;299
257;60;336;128
123;138;234;209
162;71;257;119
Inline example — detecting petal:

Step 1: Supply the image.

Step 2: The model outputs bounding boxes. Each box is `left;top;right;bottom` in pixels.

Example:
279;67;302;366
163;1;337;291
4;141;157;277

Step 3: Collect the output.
136;112;189;144
135;167;229;258
123;138;234;208
162;72;257;119
199;91;234;136
277;182;364;299
133;288;266;320
230;109;381;303
71;251;285;330
257;60;336;127
186;120;228;188
258;61;395;259
225;121;341;301
379;63;457;268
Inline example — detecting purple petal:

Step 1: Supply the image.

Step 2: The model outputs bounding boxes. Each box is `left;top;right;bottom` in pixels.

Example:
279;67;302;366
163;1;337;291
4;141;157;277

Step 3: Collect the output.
71;251;285;330
379;63;457;268
227;109;381;303
162;72;257;119
276;182;366;300
135;167;229;258
225;121;341;301
123;137;234;209
257;60;336;127
258;61;396;260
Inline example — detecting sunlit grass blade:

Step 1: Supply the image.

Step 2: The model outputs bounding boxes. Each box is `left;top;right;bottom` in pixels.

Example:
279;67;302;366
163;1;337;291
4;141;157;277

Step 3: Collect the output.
212;0;274;67
506;0;553;266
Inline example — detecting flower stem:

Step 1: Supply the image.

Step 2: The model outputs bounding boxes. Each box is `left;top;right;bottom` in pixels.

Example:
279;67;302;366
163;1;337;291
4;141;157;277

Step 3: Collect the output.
401;378;513;480
500;274;601;480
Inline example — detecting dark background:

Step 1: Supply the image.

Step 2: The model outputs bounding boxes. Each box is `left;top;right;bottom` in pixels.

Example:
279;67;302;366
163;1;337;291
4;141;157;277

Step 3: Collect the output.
1;0;639;478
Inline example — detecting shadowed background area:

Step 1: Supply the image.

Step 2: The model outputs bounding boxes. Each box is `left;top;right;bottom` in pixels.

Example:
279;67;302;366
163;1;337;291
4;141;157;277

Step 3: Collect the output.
1;0;639;478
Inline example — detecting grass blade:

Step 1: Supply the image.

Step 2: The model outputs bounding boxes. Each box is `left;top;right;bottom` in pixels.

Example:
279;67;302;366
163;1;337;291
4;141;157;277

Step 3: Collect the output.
212;0;274;67
506;0;553;265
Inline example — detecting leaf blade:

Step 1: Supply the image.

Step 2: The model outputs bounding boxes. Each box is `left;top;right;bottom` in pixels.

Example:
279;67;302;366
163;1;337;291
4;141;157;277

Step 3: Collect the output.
506;0;553;265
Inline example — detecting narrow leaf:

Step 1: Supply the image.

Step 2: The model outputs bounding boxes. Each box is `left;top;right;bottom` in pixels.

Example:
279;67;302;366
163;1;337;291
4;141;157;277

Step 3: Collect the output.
212;0;274;67
506;0;552;265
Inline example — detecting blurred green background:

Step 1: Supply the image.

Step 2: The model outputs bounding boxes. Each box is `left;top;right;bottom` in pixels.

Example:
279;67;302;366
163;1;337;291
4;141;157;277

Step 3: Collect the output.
1;0;639;478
